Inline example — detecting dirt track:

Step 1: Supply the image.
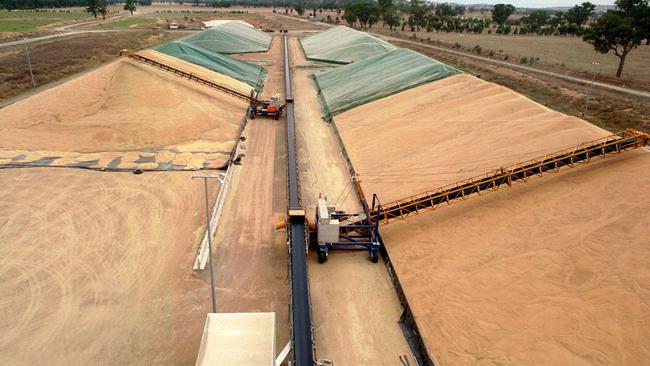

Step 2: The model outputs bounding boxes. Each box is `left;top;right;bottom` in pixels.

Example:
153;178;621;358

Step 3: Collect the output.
0;169;212;365
211;35;290;349
289;36;415;365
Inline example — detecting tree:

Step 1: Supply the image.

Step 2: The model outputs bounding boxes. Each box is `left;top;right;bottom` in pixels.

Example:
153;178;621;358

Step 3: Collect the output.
98;0;107;19
343;2;357;26
566;2;595;27
521;10;549;33
383;7;401;31
378;0;392;26
616;0;650;44
86;0;99;18
583;0;650;77
409;0;430;31
378;0;392;14
492;4;515;26
548;11;565;33
124;0;136;15
350;1;381;29
435;2;455;18
367;9;380;28
293;0;306;16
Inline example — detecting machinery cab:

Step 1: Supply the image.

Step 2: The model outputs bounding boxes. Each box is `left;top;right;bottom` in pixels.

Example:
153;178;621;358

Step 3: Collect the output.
249;93;285;120
315;194;380;263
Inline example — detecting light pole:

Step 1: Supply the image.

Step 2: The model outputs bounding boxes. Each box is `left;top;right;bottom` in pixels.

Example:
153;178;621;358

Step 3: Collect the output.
192;173;225;313
583;61;600;118
23;38;36;90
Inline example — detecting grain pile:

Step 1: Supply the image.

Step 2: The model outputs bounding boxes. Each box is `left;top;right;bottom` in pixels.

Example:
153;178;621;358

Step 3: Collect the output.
183;22;272;54
336;74;609;202
136;49;253;95
0;54;249;168
155;41;268;88
335;73;650;365
312;48;460;120
0;42;256;365
0;168;213;365
300;25;396;64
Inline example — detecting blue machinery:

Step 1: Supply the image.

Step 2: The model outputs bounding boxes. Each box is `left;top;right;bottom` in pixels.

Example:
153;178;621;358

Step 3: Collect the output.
315;193;381;263
283;32;315;366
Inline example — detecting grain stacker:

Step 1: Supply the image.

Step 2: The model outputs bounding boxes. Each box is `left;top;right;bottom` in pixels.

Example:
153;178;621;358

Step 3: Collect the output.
248;93;285;120
119;49;284;120
315;129;650;263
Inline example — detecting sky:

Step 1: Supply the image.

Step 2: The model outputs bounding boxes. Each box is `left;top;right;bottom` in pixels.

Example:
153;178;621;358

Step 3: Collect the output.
446;0;615;8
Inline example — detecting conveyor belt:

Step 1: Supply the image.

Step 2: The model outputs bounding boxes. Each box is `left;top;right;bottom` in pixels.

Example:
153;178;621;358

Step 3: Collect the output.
125;52;259;104
344;129;649;230
283;33;315;365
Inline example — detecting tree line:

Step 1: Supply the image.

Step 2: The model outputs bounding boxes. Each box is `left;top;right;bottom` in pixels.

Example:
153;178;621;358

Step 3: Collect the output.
0;0;150;10
0;0;90;8
338;1;601;35
338;0;649;78
2;0;648;78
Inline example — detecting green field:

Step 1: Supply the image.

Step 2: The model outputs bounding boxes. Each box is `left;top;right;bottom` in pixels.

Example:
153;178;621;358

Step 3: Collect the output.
0;10;91;32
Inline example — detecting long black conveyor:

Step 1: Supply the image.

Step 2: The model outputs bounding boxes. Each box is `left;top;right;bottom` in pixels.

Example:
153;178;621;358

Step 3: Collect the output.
284;32;315;366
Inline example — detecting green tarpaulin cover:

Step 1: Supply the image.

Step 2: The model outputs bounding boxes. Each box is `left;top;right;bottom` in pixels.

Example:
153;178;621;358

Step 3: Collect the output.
156;41;267;88
313;48;462;119
300;26;396;64
184;22;271;54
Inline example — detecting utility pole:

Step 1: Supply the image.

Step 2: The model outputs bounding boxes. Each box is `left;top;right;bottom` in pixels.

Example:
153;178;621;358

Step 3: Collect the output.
23;38;36;90
582;61;600;118
192;173;225;313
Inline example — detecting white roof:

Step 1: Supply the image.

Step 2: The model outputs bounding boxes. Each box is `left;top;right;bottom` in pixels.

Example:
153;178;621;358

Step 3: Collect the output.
195;312;275;366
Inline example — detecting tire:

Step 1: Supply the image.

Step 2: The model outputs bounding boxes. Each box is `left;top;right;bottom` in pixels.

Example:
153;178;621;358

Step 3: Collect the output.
318;250;327;264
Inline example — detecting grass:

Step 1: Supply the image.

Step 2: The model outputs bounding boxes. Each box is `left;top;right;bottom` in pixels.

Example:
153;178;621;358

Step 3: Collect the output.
0;10;91;32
